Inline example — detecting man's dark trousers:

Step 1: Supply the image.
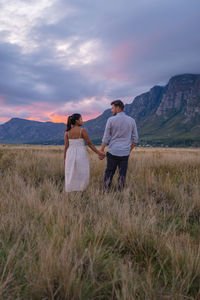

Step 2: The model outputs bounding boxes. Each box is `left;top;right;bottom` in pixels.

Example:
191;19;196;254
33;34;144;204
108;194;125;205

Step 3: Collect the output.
104;152;129;191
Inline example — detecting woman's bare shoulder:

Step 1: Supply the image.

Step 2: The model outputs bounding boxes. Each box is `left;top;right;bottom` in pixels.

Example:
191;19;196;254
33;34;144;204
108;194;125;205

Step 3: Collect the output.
82;128;88;134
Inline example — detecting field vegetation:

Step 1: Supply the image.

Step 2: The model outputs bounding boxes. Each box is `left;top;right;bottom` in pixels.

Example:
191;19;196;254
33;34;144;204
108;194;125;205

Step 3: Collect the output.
0;145;200;299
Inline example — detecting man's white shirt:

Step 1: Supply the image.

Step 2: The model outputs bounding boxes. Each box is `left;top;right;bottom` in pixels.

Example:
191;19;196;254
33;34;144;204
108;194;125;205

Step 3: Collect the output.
102;112;139;156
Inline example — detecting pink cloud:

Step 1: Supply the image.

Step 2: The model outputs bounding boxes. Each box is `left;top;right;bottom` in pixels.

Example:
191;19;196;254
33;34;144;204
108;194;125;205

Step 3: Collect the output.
82;40;137;82
97;40;141;82
0;117;10;124
112;41;134;65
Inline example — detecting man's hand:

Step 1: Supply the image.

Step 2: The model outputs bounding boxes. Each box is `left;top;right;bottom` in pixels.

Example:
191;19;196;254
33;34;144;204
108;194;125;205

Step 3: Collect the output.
130;142;136;152
98;142;106;160
98;150;105;160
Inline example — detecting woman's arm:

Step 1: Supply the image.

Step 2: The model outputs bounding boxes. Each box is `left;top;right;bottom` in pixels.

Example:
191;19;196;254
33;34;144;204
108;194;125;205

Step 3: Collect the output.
82;128;105;157
64;132;69;164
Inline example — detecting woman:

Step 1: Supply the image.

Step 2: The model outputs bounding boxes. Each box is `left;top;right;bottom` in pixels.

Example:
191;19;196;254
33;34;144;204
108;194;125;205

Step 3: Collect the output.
64;113;104;192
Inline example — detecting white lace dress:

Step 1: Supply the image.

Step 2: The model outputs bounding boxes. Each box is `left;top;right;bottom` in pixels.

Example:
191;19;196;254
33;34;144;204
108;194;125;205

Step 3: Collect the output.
65;137;90;192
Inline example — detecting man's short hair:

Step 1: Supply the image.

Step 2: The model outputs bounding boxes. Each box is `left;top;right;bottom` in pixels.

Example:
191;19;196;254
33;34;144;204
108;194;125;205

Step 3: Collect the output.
111;99;124;110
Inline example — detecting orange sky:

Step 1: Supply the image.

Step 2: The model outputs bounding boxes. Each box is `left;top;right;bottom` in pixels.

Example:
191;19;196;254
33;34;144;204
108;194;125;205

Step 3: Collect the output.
0;99;103;124
27;112;100;124
0;111;101;125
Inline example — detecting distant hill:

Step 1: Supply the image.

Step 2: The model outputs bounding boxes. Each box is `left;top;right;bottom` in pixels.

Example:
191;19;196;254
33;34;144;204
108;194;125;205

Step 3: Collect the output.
0;73;200;146
0;118;66;145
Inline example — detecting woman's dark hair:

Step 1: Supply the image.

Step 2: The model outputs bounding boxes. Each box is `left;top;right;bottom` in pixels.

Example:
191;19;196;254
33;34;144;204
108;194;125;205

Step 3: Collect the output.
66;113;81;131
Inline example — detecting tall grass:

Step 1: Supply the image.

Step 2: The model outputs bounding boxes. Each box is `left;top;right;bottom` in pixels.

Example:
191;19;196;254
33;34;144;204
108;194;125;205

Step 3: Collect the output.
0;145;200;299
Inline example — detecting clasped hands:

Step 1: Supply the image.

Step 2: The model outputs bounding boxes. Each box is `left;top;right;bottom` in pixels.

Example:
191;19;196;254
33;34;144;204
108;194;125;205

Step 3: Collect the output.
98;150;105;160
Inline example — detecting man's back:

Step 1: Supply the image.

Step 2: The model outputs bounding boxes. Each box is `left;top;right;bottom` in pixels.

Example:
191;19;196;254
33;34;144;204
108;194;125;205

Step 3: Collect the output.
102;112;138;156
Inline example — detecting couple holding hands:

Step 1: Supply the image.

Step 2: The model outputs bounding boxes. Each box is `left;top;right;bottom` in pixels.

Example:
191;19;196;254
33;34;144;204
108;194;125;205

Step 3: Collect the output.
64;100;138;192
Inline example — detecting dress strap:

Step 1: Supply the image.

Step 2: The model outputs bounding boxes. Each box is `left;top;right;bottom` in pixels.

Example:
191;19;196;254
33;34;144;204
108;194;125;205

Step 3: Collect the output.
79;128;83;138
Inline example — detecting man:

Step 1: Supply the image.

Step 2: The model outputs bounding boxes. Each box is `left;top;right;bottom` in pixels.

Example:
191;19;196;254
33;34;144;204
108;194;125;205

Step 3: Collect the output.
100;99;138;191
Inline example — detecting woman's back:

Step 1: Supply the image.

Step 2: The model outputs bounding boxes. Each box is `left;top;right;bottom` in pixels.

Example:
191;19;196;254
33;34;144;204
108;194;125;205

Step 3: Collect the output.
67;127;83;139
65;127;89;192
67;127;84;148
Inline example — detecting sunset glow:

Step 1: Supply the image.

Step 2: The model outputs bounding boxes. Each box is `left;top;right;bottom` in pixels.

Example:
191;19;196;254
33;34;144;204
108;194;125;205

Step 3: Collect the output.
0;101;103;124
0;112;101;125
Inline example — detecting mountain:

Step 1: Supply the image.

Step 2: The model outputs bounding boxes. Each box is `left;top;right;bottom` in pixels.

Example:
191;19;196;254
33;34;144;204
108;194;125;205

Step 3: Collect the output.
0;118;66;145
0;73;200;146
85;73;200;146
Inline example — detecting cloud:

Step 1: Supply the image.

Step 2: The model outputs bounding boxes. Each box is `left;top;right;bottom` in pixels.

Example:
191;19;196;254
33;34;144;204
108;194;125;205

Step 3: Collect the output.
0;0;199;124
0;0;67;52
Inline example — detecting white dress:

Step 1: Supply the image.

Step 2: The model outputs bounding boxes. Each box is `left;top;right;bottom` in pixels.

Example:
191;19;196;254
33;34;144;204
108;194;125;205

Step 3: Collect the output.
65;132;90;192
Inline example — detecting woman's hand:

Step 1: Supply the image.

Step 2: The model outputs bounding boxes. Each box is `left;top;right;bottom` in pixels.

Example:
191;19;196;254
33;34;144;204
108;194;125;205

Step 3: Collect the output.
98;150;105;160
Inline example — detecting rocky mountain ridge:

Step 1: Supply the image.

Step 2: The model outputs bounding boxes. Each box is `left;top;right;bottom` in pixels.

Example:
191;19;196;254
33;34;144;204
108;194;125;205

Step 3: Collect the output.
84;74;200;146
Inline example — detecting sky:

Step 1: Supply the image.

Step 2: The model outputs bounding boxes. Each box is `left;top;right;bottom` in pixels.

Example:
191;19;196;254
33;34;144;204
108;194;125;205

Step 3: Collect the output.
0;0;200;124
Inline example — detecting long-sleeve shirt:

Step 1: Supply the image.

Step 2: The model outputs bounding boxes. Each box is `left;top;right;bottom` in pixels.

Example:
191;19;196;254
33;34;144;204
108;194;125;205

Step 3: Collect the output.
102;112;139;156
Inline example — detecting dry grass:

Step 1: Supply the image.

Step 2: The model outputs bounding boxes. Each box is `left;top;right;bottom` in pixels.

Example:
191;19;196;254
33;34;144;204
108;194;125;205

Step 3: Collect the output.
0;145;200;299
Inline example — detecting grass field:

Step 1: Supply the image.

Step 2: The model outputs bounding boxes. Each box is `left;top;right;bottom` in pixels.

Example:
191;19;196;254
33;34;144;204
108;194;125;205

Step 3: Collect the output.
0;145;200;299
